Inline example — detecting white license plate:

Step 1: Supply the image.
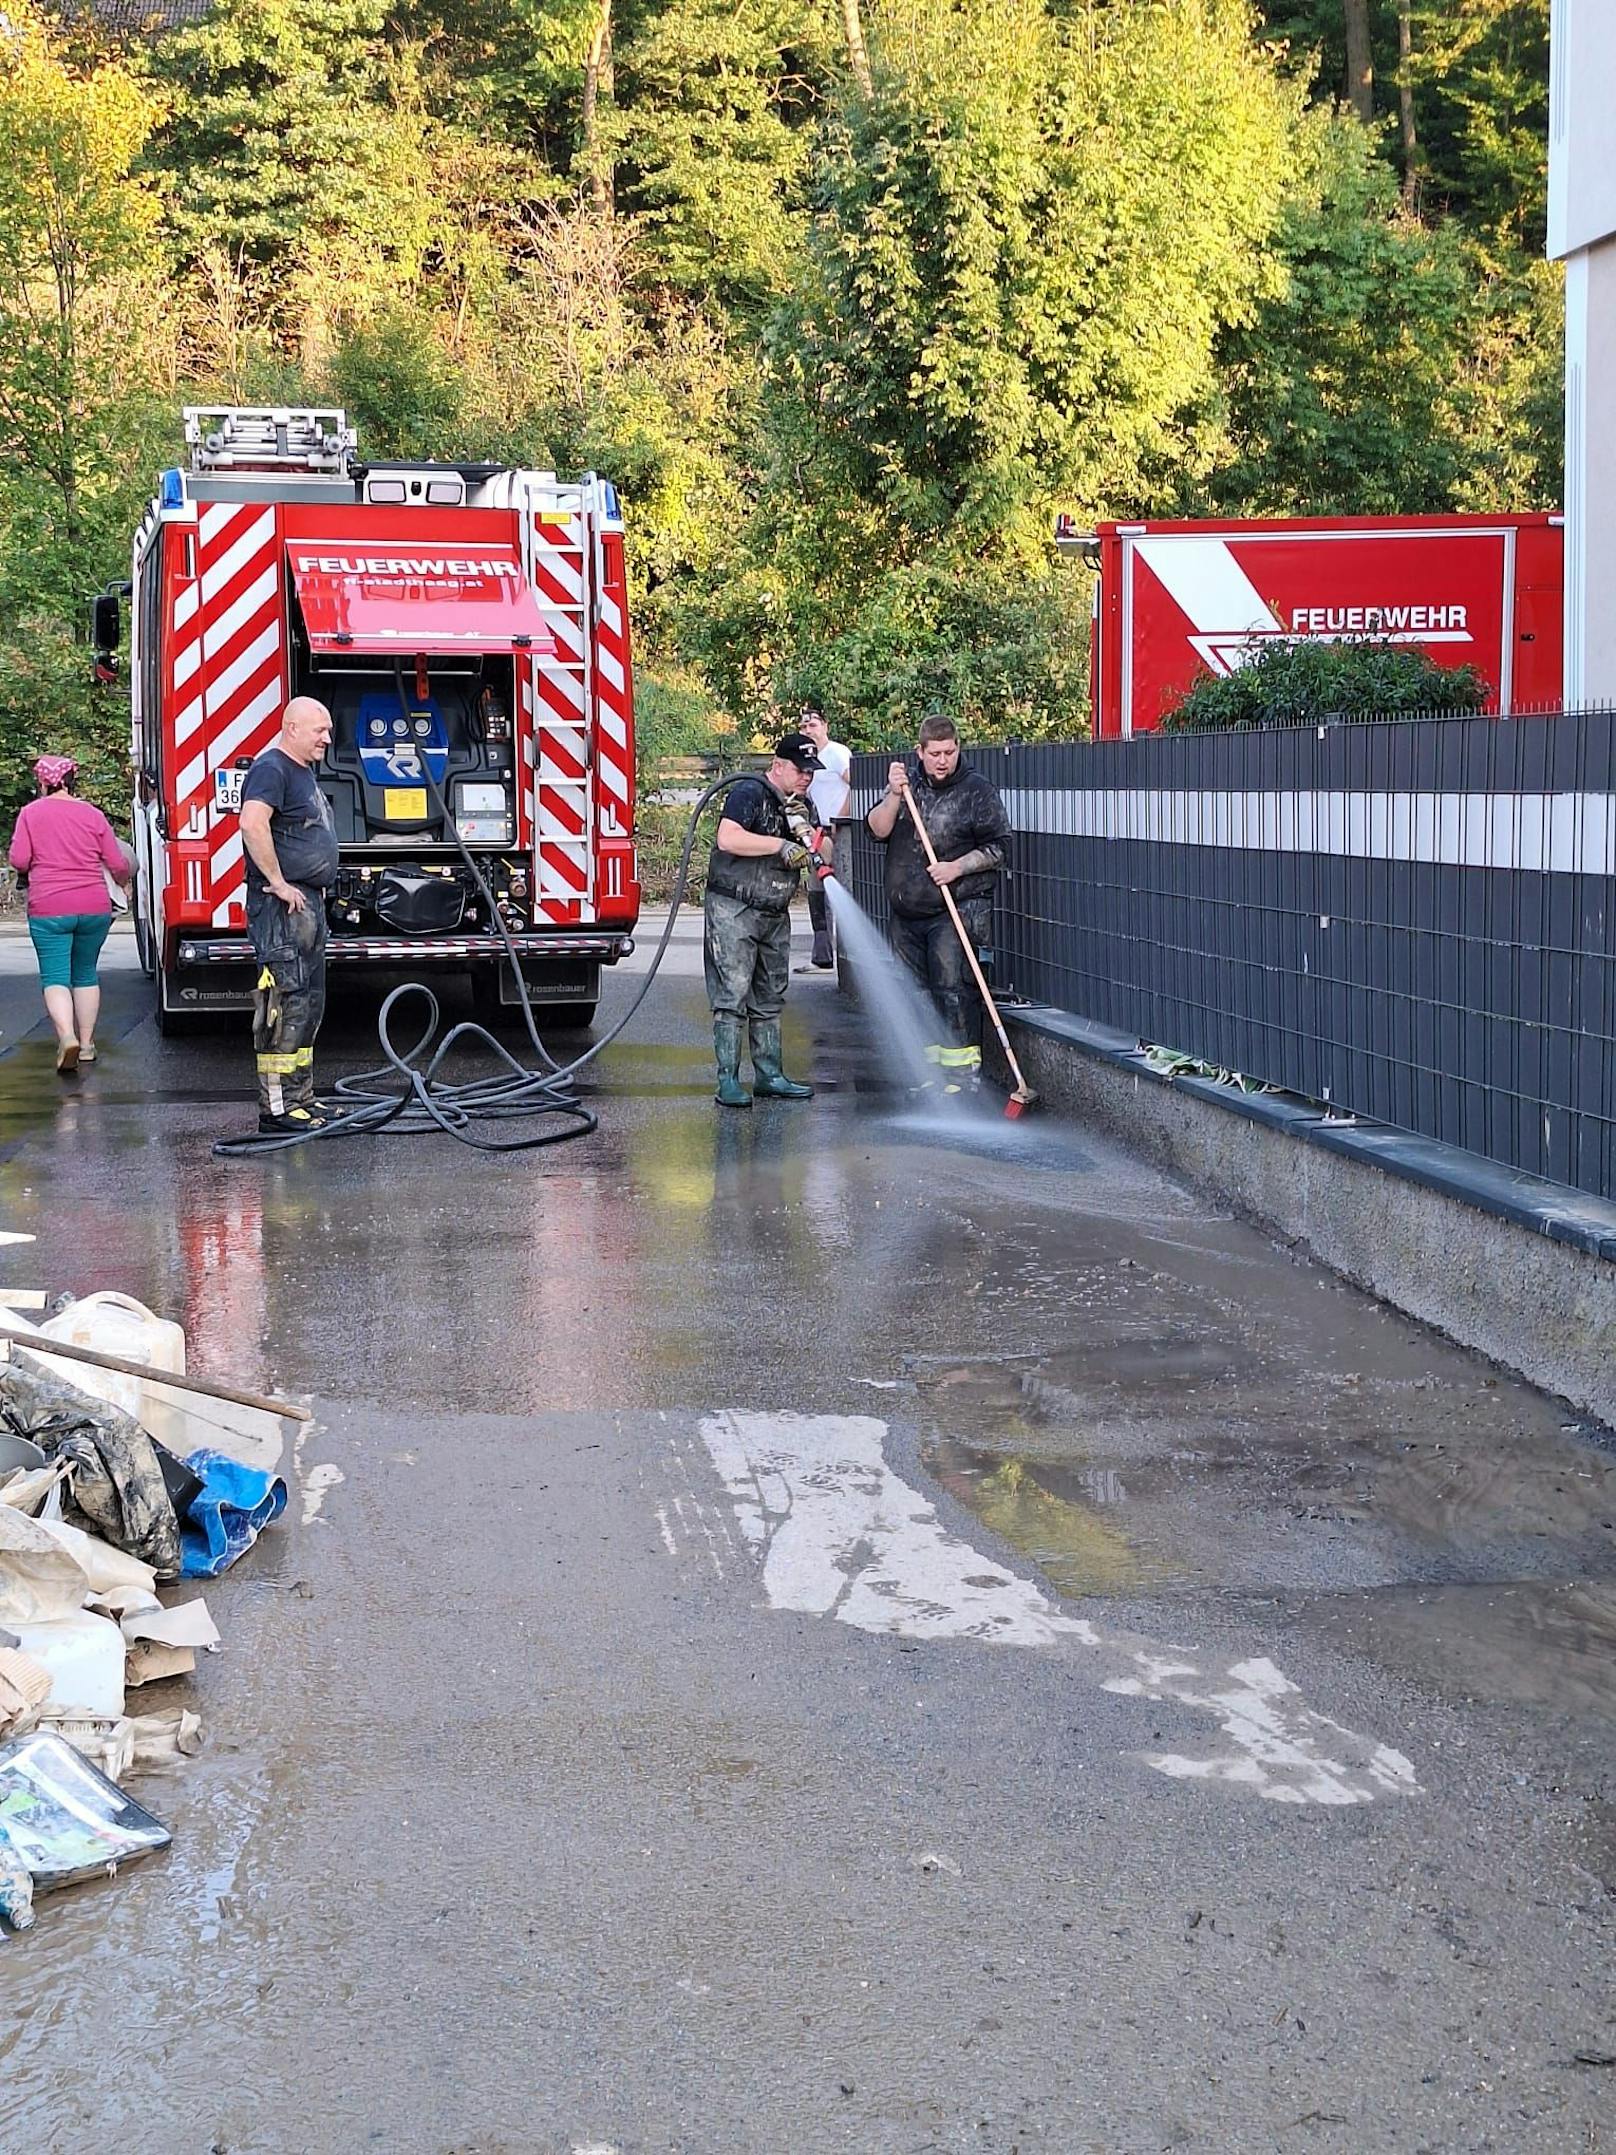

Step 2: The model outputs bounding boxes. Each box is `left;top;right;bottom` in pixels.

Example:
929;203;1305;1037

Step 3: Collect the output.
214;767;246;814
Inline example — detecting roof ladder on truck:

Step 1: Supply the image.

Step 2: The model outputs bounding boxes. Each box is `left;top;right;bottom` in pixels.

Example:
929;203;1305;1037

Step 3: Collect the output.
184;407;357;475
516;479;595;924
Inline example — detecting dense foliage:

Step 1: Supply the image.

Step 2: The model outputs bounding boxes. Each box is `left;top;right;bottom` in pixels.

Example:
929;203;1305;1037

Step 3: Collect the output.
1161;636;1488;730
0;0;1561;815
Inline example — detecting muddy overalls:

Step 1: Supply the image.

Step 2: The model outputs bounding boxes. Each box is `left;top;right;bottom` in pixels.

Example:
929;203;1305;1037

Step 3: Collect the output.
877;756;1012;1088
702;776;812;1105
241;752;340;1126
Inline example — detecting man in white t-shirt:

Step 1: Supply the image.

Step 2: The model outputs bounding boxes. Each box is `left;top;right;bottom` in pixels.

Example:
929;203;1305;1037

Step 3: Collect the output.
799;708;851;969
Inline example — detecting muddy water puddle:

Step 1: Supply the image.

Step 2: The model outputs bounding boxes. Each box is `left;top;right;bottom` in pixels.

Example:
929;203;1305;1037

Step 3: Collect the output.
910;1335;1616;1598
923;1438;1167;1594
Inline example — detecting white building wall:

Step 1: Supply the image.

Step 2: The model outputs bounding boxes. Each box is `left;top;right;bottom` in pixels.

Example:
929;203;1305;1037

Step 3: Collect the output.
1549;0;1616;704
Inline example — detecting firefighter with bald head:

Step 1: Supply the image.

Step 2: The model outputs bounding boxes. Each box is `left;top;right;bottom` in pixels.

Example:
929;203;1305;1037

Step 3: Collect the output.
704;731;826;1107
237;697;341;1132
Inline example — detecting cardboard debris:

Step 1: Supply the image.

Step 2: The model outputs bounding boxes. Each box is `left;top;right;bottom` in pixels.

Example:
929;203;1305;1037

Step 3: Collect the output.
48;1707;203;1781
119;1598;219;1654
0;1647;50;1735
125;1641;195;1687
120;1598;219;1689
0;1509;89;1624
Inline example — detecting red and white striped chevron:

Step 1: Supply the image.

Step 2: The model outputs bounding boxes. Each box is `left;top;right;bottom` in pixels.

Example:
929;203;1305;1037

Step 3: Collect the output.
170;503;287;927
592;527;632;843
527;511;593;923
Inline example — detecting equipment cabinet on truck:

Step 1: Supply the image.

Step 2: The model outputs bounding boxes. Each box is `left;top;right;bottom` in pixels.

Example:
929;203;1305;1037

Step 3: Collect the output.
97;407;639;1032
1054;513;1565;738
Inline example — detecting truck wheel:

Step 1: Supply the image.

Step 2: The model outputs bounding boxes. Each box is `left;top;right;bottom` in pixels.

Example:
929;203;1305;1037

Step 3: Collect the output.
470;965;512;1029
155;999;210;1038
544;1001;597;1031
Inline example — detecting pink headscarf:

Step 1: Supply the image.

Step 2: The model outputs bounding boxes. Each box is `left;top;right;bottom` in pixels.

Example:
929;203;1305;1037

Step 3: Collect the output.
33;755;78;790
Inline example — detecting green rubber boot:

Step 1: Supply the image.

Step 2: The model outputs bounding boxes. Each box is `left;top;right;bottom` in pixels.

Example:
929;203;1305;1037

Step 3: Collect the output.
750;1018;813;1100
714;1016;751;1108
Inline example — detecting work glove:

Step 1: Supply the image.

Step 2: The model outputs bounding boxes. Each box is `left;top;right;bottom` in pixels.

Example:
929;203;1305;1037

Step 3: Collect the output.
778;841;809;870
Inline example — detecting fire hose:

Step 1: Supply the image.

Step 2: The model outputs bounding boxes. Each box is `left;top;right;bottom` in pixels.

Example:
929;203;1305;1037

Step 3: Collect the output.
213;730;778;1157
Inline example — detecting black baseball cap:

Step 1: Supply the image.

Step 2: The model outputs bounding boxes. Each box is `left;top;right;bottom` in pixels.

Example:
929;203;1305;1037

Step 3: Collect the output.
773;730;823;772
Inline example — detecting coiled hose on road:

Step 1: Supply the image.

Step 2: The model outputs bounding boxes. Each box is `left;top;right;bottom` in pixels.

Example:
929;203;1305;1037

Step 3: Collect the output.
213;761;748;1159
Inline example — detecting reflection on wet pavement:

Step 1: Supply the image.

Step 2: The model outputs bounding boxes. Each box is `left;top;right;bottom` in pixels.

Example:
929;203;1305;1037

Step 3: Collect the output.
924;1443;1162;1595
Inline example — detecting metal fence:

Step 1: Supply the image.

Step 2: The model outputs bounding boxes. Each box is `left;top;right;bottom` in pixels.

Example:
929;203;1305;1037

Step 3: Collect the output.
847;708;1616;1202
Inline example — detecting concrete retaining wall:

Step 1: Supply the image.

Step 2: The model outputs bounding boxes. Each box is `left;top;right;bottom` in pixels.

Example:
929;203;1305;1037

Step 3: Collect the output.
1002;1011;1616;1430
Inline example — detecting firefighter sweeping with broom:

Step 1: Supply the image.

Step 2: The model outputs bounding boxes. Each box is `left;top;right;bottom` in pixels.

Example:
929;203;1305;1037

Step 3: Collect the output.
866;715;1013;1096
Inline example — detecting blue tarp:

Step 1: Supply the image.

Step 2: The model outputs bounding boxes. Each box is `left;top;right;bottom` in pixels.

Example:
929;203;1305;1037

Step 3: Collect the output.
179;1450;287;1578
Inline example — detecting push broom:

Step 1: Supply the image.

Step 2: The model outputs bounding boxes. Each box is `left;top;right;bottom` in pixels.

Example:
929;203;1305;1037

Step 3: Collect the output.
899;780;1039;1120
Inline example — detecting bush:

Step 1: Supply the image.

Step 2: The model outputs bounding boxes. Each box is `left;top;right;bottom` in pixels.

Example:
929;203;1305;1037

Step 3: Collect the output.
634;799;723;905
633;666;736;788
1161;637;1489;732
0;616;131;839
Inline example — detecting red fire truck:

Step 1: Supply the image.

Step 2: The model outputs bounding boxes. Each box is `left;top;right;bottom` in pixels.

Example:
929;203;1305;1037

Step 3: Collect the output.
1055;513;1565;738
95;407;638;1031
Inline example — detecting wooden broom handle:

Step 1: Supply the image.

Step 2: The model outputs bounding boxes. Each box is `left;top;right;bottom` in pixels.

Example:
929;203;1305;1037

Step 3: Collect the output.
898;782;1031;1094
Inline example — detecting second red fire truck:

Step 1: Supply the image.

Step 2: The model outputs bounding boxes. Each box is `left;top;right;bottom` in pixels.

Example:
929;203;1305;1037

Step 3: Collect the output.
1057;512;1566;738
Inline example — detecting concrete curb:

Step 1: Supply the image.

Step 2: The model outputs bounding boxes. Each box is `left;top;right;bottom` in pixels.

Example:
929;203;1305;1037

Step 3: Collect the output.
1000;1005;1616;1429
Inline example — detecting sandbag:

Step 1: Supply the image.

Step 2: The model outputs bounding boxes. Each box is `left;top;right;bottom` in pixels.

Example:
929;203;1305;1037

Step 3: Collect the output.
0;1360;181;1577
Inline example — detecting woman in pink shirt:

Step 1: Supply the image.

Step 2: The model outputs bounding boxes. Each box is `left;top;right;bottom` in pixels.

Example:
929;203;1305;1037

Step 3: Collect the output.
8;755;132;1073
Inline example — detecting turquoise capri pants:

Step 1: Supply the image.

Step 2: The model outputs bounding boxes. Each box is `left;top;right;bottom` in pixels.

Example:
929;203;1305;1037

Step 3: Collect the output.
28;911;112;991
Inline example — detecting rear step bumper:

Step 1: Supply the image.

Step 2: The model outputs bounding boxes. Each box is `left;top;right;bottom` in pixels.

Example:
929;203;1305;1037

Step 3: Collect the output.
175;932;635;965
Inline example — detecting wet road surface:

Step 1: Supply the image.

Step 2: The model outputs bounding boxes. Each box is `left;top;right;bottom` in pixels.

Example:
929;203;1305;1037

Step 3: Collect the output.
0;919;1612;2151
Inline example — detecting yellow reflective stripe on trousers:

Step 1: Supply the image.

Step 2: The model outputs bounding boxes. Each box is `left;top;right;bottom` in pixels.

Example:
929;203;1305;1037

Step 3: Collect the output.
937;1045;980;1069
255;1049;314;1074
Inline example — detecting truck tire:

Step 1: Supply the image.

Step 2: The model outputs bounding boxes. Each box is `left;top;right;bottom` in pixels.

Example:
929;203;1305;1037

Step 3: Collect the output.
155;998;211;1038
545;1001;597;1031
470;964;512;1030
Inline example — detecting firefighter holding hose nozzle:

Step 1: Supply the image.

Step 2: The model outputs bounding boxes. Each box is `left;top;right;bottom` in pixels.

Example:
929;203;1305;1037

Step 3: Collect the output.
237;696;341;1133
866;713;1012;1093
704;731;829;1108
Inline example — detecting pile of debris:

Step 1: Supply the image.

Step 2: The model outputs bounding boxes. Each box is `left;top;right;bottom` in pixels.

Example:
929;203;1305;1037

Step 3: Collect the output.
0;1283;302;1937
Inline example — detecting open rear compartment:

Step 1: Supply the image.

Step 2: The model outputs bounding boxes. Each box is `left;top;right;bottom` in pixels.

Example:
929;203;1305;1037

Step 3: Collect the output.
280;526;608;1021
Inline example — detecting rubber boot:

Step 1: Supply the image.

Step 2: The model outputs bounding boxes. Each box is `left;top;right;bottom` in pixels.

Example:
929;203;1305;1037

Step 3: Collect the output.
714;1016;751;1108
750;1018;813;1100
810;930;834;970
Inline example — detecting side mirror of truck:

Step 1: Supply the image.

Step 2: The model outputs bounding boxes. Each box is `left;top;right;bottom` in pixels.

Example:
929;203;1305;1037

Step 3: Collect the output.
92;591;121;653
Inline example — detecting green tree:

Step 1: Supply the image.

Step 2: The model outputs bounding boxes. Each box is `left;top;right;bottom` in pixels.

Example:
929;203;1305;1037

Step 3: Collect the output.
1188;114;1475;513
602;0;821;317
142;0;431;282
0;616;131;834
0;5;163;571
702;0;1301;732
1406;0;1549;245
782;0;1301;547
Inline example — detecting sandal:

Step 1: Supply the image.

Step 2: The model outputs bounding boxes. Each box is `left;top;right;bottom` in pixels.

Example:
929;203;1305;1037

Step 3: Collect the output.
56;1041;79;1074
77;1046;97;1064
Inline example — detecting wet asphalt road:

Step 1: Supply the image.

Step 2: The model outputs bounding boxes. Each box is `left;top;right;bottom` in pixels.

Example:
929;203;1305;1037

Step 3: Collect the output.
0;916;1612;2153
